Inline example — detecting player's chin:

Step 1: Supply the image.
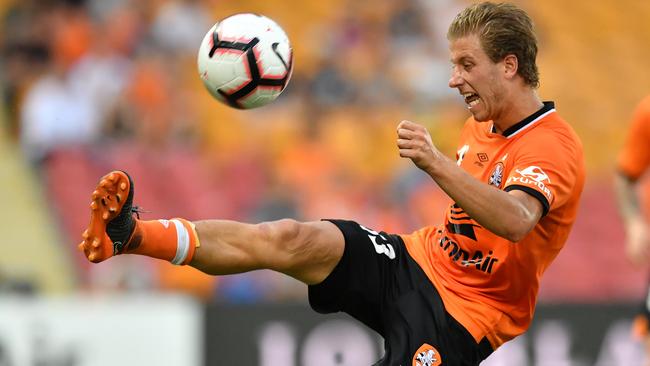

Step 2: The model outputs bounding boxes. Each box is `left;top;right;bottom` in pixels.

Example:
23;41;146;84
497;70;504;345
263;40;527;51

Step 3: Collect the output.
471;112;490;122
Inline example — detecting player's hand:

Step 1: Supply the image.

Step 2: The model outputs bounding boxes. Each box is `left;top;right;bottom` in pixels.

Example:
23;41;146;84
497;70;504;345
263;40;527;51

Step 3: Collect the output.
625;217;650;266
396;120;443;173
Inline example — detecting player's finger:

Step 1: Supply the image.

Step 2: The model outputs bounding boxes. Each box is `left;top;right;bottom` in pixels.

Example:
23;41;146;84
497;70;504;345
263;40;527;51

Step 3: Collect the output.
396;138;413;149
397;128;416;139
399;149;415;158
397;120;419;132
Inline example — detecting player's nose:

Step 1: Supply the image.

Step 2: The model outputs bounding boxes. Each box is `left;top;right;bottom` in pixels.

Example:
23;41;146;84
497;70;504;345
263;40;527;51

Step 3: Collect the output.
448;70;463;88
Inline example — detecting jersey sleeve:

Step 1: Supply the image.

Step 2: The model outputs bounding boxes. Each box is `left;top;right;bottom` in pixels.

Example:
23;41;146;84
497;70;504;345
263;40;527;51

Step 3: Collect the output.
503;130;582;217
617;96;650;181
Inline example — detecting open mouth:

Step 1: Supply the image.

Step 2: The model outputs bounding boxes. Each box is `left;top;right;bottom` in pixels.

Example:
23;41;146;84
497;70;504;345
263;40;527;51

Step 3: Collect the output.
462;92;481;108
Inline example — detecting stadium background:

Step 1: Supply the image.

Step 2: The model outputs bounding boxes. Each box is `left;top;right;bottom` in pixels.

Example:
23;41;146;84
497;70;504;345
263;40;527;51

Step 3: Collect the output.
1;0;649;364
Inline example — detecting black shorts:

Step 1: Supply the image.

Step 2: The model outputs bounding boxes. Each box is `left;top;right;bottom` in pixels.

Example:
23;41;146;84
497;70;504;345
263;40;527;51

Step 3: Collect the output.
308;219;493;366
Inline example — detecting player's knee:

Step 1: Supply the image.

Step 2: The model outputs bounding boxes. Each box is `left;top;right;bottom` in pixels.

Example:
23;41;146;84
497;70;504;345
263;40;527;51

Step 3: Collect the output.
256;219;311;268
270;218;306;254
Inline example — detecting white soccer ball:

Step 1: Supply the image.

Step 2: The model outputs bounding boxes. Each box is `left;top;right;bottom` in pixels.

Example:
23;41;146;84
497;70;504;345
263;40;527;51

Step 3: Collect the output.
197;13;293;109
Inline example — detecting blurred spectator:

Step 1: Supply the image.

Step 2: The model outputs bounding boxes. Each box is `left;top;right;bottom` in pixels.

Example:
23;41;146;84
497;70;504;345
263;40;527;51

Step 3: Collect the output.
18;2;98;164
308;60;359;108
68;7;139;140
1;0;56;139
387;0;456;105
150;0;211;54
117;53;174;146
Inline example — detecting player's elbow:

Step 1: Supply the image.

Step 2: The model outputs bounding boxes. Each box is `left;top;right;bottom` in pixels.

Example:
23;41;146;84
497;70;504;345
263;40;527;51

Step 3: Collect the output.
502;229;527;243
500;218;536;242
499;195;543;242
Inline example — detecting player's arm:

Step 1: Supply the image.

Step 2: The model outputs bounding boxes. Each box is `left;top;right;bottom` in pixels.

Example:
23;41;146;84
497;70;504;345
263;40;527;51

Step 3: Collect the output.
614;97;650;265
614;171;650;265
397;120;543;242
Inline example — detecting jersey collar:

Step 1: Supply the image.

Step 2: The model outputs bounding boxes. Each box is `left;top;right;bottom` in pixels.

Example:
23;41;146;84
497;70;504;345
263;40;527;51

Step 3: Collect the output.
490;101;556;138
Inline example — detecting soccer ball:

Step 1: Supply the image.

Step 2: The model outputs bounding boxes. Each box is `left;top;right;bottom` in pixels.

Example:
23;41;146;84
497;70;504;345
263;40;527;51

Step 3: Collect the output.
197;13;293;109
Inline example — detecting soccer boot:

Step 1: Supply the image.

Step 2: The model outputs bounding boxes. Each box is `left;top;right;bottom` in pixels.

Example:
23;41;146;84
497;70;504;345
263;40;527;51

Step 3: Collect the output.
79;171;137;263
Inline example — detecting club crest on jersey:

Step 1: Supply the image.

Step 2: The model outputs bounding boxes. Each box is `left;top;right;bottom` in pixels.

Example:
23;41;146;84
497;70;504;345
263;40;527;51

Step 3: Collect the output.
488;162;504;188
412;343;442;366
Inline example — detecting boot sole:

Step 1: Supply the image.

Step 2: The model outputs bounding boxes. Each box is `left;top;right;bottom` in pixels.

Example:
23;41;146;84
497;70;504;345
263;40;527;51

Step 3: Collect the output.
78;171;131;263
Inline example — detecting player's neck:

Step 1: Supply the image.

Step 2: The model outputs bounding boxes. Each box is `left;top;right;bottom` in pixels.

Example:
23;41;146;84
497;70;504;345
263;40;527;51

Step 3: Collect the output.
492;91;544;134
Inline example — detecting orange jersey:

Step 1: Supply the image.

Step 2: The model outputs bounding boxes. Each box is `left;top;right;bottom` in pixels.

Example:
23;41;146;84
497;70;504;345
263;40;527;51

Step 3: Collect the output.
618;95;650;180
400;102;586;349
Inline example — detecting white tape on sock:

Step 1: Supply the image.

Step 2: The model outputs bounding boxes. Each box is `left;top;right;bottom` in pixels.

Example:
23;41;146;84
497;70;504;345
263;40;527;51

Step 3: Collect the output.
170;219;190;265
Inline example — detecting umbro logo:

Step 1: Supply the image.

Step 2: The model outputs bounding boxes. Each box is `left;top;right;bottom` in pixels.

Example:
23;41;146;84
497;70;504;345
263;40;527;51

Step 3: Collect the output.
474;153;489;167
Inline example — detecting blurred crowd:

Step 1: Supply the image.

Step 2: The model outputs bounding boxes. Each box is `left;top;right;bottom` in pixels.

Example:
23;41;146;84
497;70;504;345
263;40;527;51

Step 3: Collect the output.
1;0;472;302
2;0;466;160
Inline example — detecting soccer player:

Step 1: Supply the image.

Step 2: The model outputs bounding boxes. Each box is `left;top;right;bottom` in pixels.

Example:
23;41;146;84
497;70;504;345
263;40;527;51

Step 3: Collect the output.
79;2;585;365
614;95;650;366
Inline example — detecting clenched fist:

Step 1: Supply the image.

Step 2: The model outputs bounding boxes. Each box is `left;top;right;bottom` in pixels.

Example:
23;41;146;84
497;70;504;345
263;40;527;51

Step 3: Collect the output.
396;120;444;173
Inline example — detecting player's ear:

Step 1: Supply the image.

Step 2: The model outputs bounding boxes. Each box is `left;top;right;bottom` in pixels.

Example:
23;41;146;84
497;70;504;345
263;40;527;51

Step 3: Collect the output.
503;54;518;79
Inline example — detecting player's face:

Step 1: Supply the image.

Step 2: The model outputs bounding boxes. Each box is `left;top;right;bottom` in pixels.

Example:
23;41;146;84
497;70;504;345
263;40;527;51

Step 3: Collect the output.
448;34;506;122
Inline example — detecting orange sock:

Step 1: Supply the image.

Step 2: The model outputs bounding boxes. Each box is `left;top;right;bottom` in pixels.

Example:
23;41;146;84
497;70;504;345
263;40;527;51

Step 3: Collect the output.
125;218;200;265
